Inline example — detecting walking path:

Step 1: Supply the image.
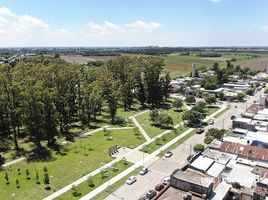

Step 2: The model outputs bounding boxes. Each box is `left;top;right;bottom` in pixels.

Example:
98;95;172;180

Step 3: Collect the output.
130;116;151;142
79;106;227;200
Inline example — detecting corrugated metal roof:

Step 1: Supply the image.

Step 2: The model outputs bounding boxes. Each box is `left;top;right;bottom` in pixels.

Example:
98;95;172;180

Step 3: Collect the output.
220;141;268;162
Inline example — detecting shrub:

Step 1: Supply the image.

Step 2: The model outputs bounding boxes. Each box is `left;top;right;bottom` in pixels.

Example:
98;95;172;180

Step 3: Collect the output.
193;144;205;152
16;179;20;188
4;172;9;184
204;136;214;144
87;176;95;187
43;173;50;185
26;169;30;180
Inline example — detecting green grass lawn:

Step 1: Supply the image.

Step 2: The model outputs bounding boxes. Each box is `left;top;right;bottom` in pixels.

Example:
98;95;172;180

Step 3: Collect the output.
214;107;229;118
135;107;185;138
142;125;189;154
0;129;145;200
92;166;143;200
206;106;220;116
55;160;133;200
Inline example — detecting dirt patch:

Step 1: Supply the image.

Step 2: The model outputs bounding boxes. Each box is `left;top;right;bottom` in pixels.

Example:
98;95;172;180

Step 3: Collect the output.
61;55;96;64
241;57;268;71
166;63;191;72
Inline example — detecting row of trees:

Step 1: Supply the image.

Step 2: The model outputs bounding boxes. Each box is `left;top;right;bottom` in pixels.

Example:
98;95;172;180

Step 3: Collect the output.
0;56;171;155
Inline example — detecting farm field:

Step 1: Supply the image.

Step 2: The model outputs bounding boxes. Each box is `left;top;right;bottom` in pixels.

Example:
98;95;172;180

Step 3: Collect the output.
61;55;116;64
162;52;268;78
240;57;268;71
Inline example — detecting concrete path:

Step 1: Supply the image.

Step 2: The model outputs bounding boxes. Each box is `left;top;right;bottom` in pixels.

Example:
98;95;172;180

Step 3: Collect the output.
130;116;151;142
106;127;134;130
2;157;26;168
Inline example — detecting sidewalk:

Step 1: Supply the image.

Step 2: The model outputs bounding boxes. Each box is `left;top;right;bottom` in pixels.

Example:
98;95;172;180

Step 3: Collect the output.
130;116;151;141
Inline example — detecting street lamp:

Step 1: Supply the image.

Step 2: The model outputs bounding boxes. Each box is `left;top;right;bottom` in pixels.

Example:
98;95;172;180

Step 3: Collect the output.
142;145;146;167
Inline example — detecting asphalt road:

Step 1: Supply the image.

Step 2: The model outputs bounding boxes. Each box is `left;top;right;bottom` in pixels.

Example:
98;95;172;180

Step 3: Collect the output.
104;90;263;200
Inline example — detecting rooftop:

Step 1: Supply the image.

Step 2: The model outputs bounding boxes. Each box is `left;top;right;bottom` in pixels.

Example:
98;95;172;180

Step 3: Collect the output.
172;169;213;188
206;162;225;178
224;163;259;188
158;186;203;200
233;117;252;123
219;141;268;162
190;156;215;172
211;182;231;200
203;149;232;165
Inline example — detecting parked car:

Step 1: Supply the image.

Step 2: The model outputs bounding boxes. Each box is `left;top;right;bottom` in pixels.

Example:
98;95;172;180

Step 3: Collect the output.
196;128;204;134
138;197;146;200
164;151;173;158
234;105;238;108
126;176;137;185
146;189;157;199
209;119;214;125
231;115;236;120
163;177;170;185
140;167;149;175
155;183;165;191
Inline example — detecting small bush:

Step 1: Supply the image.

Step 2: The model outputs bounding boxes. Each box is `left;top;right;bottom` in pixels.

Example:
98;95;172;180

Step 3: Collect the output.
204;136;214;144
193;144;205;152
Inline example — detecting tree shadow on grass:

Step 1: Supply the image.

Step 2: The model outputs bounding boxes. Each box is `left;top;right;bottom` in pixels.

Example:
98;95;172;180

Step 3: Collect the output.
26;147;56;163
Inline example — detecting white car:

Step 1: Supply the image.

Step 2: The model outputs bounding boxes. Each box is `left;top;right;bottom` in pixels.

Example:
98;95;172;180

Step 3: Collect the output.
163;177;170;185
164;151;173;158
126;176;137;185
209;119;214;125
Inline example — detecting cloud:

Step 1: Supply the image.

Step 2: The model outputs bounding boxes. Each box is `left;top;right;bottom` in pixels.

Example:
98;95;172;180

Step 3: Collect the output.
262;26;268;32
18;15;49;29
0;7;15;17
125;21;162;32
0;7;162;46
85;21;124;36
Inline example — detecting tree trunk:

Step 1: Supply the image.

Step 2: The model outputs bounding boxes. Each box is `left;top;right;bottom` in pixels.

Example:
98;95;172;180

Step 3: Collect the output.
35;132;42;155
13;127;19;151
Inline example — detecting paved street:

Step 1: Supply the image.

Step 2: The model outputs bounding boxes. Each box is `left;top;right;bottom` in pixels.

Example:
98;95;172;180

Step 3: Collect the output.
103;90;263;200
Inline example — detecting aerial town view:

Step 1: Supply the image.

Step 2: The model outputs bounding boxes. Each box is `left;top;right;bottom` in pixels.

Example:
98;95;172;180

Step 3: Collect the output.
1;0;268;200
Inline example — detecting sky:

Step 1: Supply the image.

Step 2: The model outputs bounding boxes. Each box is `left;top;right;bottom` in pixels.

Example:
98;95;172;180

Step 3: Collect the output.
0;0;268;47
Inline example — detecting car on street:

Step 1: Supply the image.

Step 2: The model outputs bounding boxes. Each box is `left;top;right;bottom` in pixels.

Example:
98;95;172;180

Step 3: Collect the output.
155;183;165;191
140;167;149;175
163;177;170;185
164;151;173;158
209;119;214;125
235;105;237;108
231;115;236;120
196;128;204;134
126;176;136;185
146;189;157;199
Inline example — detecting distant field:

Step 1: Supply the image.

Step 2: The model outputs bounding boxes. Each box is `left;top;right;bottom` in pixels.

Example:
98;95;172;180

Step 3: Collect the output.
162;52;268;78
61;55;115;64
240;57;268;71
